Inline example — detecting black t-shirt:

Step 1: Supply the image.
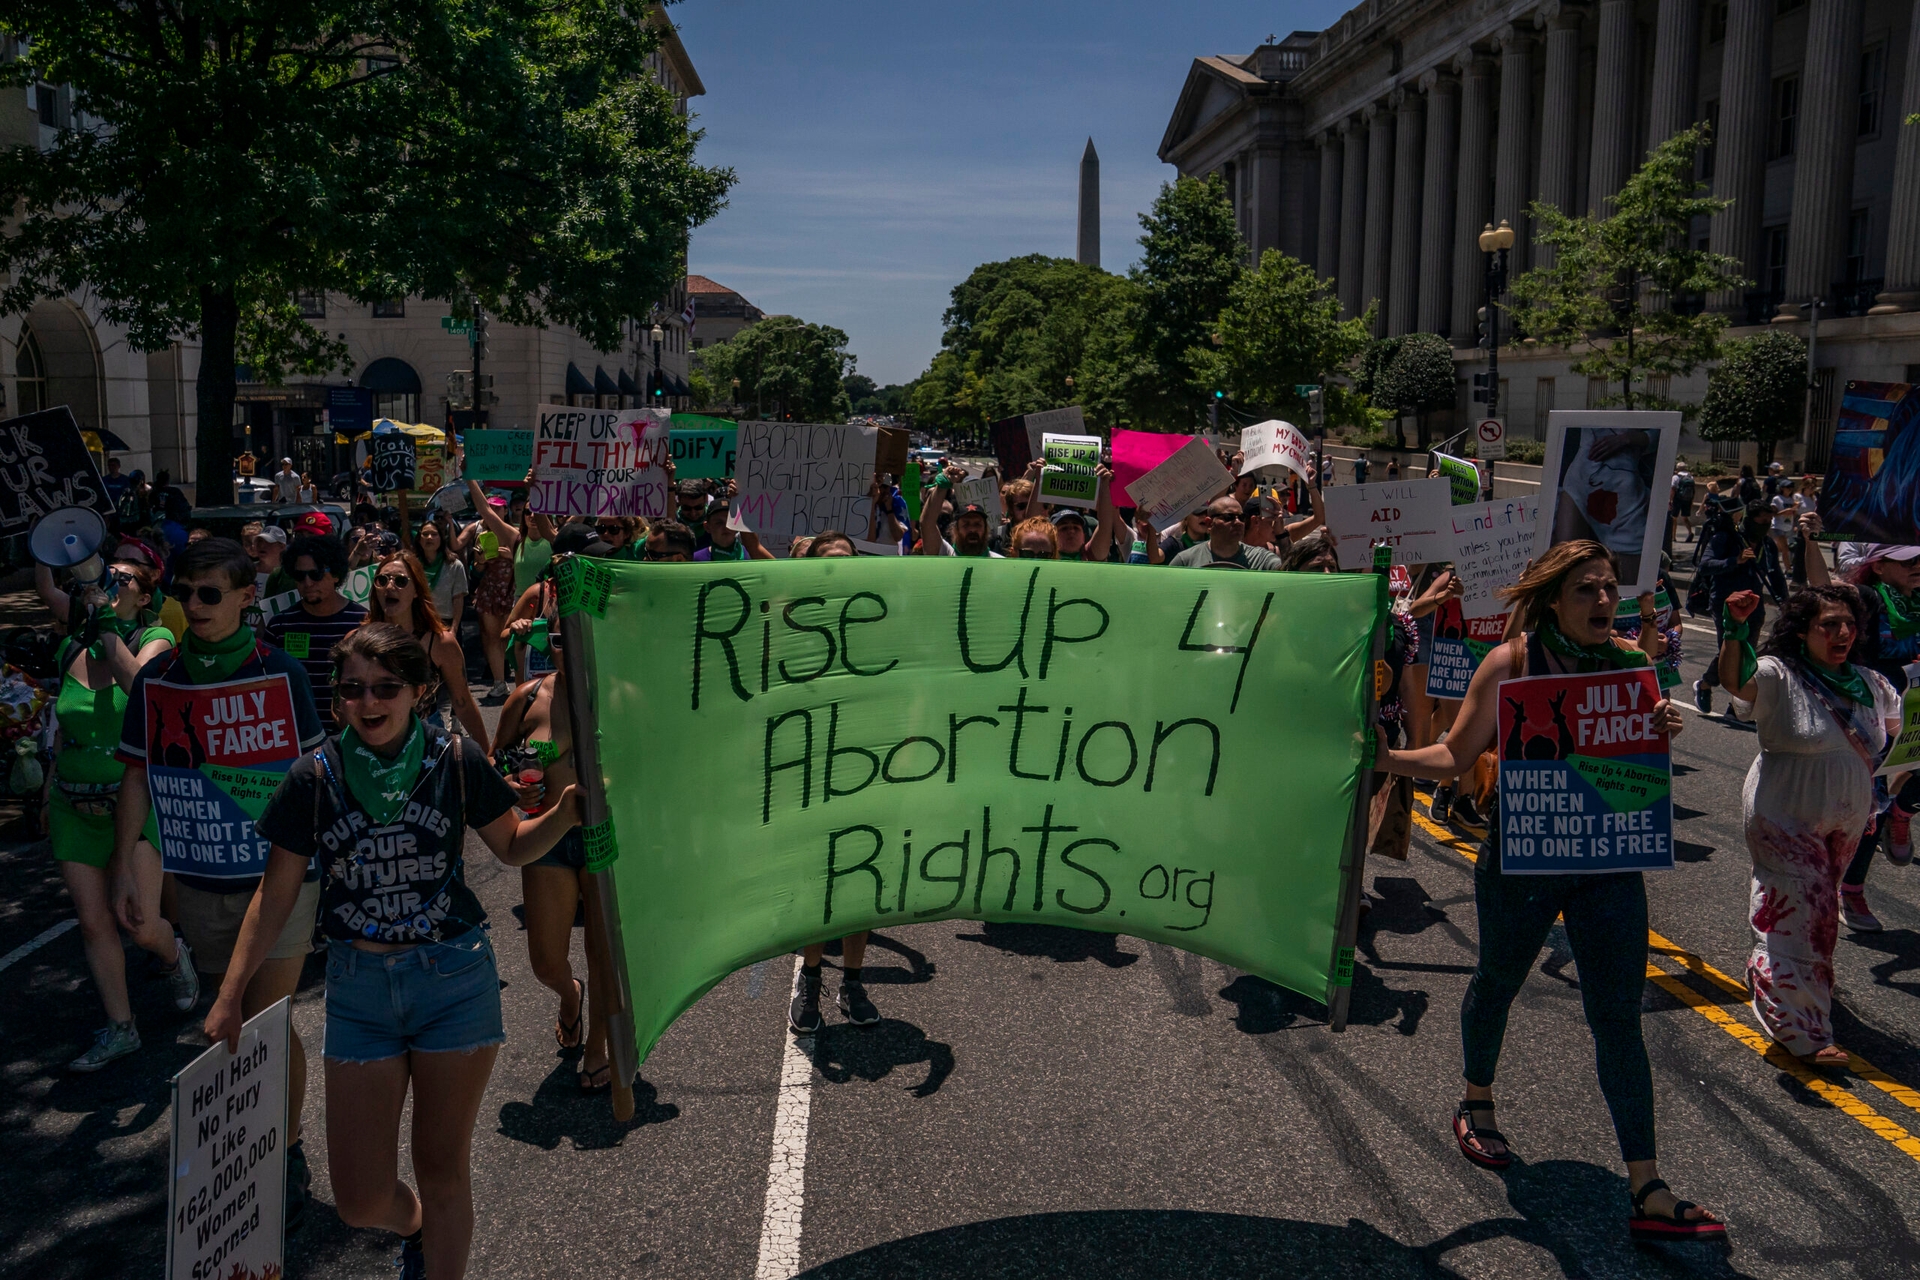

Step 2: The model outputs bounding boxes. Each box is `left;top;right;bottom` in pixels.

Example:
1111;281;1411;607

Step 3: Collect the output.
256;731;517;944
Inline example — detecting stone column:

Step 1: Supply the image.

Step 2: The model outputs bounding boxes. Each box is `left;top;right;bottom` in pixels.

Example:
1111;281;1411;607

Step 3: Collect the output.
1588;0;1637;213
1419;70;1461;335
1535;3;1585;266
1316;132;1344;281
1452;52;1498;341
1648;0;1702;145
1363;102;1397;335
1708;0;1775;313
1389;89;1427;335
1492;27;1536;274
1777;0;1865;317
1338;117;1369;318
1871;0;1920;313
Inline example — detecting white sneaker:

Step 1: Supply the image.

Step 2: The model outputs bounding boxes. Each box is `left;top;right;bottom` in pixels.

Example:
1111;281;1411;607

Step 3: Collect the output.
69;1021;140;1072
488;680;511;699
166;936;201;1011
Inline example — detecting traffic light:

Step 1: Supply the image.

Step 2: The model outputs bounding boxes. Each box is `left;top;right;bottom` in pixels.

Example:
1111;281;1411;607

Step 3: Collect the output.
1308;387;1324;428
649;369;664;399
471;312;490;361
1471;372;1490;404
1214;389;1224;400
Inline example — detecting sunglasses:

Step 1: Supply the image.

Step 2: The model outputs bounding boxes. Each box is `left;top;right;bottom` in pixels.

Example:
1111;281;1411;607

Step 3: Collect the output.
290;568;331;583
335;679;410;703
374;573;412;588
107;568;141;586
1189;511;1214;521
174;584;236;606
1210;511;1245;523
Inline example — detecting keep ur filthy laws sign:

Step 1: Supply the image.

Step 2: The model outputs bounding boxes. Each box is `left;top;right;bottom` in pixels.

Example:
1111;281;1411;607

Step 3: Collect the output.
146;675;302;881
530;405;670;519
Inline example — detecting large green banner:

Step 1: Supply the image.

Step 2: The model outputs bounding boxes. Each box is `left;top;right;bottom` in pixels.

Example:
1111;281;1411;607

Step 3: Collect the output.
563;557;1383;1062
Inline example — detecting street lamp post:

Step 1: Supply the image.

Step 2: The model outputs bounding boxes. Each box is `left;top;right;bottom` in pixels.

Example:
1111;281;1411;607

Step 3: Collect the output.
649;322;665;407
1477;220;1514;424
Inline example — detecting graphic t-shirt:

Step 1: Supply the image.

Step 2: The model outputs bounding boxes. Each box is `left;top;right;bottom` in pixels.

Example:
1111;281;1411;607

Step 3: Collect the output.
256;733;517;944
264;602;367;730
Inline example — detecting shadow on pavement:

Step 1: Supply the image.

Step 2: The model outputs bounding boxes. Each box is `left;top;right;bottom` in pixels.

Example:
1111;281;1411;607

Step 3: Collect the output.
812;1018;953;1098
851;930;937;986
495;1066;678;1150
953;921;1140;968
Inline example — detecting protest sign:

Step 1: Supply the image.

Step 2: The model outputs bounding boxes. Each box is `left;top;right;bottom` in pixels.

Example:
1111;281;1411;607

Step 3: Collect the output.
1126;437;1235;533
1434;453;1483;505
1615;590;1680;689
1817;381;1920;543
1425;606;1507;700
669;426;738;479
952;476;1004;525
530;405;671;519
1447;496;1540;616
370;432;415;492
167;998;287;1280
463;429;534;482
1039;433;1102;508
1238;420;1312;480
1536;411;1679;598
414;441;447;493
1877;685;1920;778
559;556;1385;1062
1495;668;1673;874
1111;430;1196;504
145;673;304;881
729;420;882;554
990;406;1086;481
1322;478;1454;569
0;407;112;537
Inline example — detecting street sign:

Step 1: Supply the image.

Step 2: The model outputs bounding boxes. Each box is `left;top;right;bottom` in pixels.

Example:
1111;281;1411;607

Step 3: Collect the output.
1476;417;1506;461
440;315;473;335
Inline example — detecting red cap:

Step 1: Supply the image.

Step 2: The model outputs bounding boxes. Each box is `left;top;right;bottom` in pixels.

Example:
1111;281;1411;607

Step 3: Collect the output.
292;511;333;537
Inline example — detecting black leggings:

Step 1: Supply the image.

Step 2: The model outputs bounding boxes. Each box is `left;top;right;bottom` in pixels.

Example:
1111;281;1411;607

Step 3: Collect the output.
1461;854;1657;1163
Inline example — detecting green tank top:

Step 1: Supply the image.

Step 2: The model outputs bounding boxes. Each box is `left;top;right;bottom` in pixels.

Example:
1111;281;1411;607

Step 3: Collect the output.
54;627;173;784
513;536;553;599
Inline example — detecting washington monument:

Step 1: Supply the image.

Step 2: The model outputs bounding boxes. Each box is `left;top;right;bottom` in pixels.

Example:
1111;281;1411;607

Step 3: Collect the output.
1077;138;1099;268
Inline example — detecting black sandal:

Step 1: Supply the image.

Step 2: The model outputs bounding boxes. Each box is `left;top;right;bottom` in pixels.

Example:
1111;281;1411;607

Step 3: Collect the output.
577;1063;612;1094
1629;1178;1727;1244
555;978;584;1052
1453;1099;1513;1170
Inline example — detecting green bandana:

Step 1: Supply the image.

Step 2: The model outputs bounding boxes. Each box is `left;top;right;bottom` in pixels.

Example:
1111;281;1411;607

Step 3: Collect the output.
340;717;426;825
1721;605;1759;689
1876;582;1920;639
181;625;256;684
1802;646;1873;706
424;556;445;589
1540;618;1650;673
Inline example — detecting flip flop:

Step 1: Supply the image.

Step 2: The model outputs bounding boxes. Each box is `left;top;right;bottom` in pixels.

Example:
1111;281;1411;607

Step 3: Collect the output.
577;1063;613;1094
555;977;584;1051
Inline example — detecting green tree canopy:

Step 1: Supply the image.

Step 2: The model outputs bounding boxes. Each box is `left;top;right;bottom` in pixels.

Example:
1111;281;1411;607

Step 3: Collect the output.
1357;332;1457;446
1698;329;1808;466
697;315;855;422
1202;250;1375;432
1131;174;1245;427
0;0;731;501
1506;124;1745;417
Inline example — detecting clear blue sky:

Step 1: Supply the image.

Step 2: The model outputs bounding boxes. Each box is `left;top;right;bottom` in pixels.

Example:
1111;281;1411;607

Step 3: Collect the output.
673;0;1350;386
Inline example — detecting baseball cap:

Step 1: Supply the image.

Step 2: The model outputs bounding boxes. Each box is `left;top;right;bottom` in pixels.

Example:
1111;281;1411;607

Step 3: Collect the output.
1872;545;1920;563
291;511;333;538
1240;495;1277;519
957;502;990;518
254;525;289;546
1049;508;1092;531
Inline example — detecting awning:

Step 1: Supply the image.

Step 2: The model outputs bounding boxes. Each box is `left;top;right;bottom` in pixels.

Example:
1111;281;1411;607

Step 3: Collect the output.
670;374;692;398
82;428;133;452
565;362;594;398
360;357;421;394
371;418;446;443
594;365;620;399
618;369;639;398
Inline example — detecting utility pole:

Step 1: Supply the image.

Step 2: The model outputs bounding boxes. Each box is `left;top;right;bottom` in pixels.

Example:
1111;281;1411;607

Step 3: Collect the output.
1799;296;1823;453
1476;221;1514;426
471;302;489;428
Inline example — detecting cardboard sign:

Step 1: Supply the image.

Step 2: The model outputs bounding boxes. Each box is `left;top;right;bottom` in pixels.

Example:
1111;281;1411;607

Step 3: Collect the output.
728;420;882;554
1536;411;1679;598
990;406;1085;482
1321;478;1455;570
1238;419;1312;480
875;426;910;478
1112;429;1198;504
530;404;671;519
1447;496;1541;616
463;429;534;481
0;407;112;537
167;998;288;1280
1039;433;1102;508
951;475;1004;525
669;427;737;479
1126;437;1235;533
1426;605;1506;699
145;674;302;881
1434;453;1483;505
1496;668;1673;874
370;432;416;492
1818;381;1920;543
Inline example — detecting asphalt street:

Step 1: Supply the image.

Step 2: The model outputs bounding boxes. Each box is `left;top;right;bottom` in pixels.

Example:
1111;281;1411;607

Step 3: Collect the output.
2;591;1918;1280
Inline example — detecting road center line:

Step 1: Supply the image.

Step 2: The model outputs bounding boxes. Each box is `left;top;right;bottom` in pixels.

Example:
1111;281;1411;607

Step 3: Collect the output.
0;919;75;975
754;955;814;1280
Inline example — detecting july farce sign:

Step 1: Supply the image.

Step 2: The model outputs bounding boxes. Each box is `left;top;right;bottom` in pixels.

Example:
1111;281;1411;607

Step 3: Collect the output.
568;558;1384;1061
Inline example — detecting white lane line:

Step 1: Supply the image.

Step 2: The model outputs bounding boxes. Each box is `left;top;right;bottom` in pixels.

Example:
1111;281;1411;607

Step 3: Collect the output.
754;956;814;1280
0;919;76;975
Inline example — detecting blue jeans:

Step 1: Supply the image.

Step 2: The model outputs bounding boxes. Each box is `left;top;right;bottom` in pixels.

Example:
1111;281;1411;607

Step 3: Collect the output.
323;934;504;1064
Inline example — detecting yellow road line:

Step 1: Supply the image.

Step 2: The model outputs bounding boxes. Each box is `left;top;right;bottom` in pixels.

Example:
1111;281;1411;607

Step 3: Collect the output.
1406;791;1920;1145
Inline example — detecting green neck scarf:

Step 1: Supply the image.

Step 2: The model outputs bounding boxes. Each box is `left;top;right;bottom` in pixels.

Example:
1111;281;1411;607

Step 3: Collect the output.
424;555;445;588
339;717;426;825
1876;582;1920;639
1540;618;1650;673
1721;605;1760;689
1802;645;1873;706
180;625;256;684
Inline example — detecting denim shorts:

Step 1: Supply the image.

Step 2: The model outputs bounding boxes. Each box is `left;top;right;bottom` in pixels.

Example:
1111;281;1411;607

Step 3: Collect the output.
323;934;505;1064
533;826;586;871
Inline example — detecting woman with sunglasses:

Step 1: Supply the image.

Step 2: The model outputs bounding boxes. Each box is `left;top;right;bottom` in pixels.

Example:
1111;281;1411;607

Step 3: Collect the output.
403;512;468;636
43;560;182;1071
1009;516;1059;559
367;552;490;745
206;624;580;1280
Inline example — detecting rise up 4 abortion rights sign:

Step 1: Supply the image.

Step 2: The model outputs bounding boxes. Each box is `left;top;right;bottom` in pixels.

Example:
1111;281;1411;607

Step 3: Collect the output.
1496;667;1673;874
555;556;1386;1061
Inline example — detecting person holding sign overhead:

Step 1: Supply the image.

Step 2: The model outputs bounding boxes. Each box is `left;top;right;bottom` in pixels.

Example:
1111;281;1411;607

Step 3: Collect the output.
1377;541;1719;1245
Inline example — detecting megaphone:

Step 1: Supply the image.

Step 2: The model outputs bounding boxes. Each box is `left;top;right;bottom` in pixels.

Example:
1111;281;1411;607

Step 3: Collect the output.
29;506;109;584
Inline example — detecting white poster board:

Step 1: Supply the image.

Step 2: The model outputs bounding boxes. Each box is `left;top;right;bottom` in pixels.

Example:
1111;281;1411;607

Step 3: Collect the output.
1321;477;1455;569
1535;410;1680;598
530;405;671;519
1448;496;1541;615
730;421;881;554
952;475;1004;525
1126;436;1235;533
167;997;289;1280
1237;419;1313;479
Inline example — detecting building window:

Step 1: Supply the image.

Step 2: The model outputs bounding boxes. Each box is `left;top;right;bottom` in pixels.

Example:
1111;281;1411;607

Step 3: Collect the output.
1845;209;1871;283
34;84;56;127
293;290;325;319
1709;3;1729;41
692;338;704;350
1701;100;1719;180
14;327;46;416
372;298;405;318
1587;376;1610;409
1768;77;1799;159
1764;225;1790;296
1646;375;1672;404
1534;378;1555;441
1858;46;1886;137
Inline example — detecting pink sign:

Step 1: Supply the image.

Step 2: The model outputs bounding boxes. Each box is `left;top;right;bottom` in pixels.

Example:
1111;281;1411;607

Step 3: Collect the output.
1112;430;1201;505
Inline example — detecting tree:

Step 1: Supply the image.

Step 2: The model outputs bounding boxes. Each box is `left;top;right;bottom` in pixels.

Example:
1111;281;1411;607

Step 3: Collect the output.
842;374;879;408
1203;250;1376;432
1506;125;1745;416
1131;175;1245;427
1359;332;1456;447
696;315;854;422
0;0;732;502
1698;329;1807;466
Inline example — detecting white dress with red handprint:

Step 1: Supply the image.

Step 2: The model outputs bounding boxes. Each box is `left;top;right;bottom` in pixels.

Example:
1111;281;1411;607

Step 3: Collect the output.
1743;656;1899;1053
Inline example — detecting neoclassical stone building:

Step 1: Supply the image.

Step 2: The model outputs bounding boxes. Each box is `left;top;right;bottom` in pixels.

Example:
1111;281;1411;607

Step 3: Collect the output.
1161;0;1920;463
